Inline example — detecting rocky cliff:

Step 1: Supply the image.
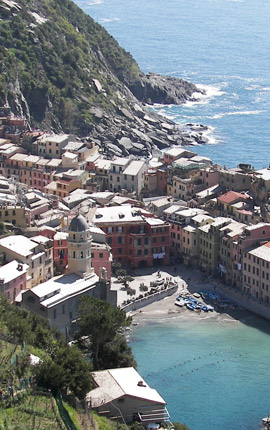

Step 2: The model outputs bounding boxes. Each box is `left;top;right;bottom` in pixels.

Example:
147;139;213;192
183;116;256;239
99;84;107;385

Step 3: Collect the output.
0;0;206;156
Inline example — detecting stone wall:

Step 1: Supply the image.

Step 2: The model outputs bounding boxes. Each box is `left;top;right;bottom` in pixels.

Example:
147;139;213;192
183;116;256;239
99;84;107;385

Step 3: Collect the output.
121;284;178;313
214;283;270;320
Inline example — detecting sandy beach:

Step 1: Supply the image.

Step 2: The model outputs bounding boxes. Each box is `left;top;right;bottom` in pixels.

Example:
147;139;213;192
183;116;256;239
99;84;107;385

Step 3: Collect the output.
129;288;252;327
111;263;253;327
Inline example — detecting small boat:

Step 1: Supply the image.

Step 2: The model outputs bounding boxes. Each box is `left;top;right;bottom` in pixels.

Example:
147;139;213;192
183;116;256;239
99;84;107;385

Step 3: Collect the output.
193;293;201;298
186;303;196;311
175;299;186;307
262;416;270;427
196;301;204;309
206;304;214;312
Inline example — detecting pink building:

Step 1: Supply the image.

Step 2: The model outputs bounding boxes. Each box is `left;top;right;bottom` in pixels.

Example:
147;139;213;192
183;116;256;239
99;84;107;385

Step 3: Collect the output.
91;243;112;280
232;222;270;289
92;205;170;269
53;231;69;274
163;147;195;166
0;260;28;302
199;167;219;188
157;168;168;194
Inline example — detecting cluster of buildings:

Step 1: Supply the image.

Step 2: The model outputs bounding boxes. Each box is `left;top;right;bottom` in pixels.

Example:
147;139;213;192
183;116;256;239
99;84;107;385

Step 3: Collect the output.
1;106;270;326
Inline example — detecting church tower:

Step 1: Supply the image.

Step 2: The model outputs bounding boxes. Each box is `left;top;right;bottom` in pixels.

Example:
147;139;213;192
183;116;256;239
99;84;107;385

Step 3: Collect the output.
67;214;93;277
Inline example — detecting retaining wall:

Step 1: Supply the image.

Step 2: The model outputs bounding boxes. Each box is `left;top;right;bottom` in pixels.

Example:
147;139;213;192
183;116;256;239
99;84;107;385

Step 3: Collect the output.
214;283;270;320
121;284;178;313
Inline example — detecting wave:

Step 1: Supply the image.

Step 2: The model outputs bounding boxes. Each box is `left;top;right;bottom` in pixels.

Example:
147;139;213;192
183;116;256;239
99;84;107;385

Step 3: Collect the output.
230;75;264;83
100;17;120;22
87;0;103;5
184;84;226;107
244;85;270;91
203;127;218;145
209;110;264;119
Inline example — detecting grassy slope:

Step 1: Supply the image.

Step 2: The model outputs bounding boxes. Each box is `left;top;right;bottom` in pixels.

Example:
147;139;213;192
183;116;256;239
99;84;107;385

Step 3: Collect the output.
0;297;117;430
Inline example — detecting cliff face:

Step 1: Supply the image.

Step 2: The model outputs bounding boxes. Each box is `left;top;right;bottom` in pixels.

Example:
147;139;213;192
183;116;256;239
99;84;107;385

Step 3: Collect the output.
0;0;205;156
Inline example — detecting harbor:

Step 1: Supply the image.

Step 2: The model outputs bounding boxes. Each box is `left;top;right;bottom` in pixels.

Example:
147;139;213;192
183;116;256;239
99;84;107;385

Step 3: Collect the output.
118;264;270;430
129;293;270;430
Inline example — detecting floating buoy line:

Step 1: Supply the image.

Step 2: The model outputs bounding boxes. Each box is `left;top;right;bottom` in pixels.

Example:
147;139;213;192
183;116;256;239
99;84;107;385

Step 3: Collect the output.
142;347;249;379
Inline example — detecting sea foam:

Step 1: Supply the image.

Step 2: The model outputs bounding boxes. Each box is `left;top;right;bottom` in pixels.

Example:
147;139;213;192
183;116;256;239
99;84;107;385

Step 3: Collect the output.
100;17;120;22
210;110;264;119
184;84;226;108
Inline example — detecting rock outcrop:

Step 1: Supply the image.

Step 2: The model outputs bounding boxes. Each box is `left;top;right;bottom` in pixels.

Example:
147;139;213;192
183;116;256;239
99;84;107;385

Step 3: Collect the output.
129;72;200;105
0;0;207;157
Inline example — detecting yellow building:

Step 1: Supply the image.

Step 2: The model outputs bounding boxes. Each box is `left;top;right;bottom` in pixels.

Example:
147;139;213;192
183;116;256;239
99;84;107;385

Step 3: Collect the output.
0;206;27;228
198;217;231;274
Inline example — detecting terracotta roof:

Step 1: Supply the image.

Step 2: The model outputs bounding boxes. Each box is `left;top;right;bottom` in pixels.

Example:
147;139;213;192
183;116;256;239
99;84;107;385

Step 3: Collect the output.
218;191;249;204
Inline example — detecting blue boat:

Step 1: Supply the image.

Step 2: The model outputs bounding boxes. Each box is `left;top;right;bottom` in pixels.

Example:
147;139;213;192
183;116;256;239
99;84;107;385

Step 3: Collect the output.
186;303;196;311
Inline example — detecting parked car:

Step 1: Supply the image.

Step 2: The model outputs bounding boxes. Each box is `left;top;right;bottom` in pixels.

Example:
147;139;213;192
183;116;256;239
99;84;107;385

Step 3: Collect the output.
150;278;165;287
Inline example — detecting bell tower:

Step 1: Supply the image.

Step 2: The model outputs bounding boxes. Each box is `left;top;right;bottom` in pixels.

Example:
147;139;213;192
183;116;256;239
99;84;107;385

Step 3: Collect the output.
67;214;93;277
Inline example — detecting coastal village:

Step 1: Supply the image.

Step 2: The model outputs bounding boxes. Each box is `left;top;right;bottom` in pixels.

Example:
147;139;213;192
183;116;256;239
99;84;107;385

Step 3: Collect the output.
1;104;270;428
1;105;270;317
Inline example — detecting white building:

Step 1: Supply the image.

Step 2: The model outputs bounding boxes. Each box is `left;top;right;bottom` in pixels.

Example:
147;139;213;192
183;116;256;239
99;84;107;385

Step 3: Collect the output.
121;160;147;196
0;235;48;288
86;367;170;426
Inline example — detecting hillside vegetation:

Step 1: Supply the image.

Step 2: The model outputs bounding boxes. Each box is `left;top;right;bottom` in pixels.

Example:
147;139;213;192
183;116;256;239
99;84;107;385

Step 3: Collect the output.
0;0;199;154
0;0;142;133
0;294;131;429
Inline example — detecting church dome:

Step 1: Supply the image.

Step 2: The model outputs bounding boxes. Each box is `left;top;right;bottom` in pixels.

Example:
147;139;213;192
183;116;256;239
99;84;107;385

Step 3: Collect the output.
69;214;89;232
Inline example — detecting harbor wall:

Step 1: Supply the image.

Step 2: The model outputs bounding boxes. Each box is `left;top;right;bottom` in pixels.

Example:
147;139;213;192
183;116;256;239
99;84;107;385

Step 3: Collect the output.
217;286;270;320
121;284;178;313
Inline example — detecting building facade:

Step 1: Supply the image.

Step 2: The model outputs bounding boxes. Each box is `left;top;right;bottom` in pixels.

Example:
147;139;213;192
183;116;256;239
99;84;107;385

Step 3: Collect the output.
92;205;170;268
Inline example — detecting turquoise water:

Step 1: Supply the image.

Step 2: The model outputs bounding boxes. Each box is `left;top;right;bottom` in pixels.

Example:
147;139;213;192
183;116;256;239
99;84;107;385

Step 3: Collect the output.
129;316;270;430
75;0;270;169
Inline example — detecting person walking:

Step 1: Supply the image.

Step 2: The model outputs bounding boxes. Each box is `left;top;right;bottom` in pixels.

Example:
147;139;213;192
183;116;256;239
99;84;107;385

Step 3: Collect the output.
8;385;13;397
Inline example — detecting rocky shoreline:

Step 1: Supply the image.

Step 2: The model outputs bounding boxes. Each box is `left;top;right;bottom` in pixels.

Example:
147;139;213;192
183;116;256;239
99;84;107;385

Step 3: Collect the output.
89;72;210;157
0;0;211;159
87;88;210;158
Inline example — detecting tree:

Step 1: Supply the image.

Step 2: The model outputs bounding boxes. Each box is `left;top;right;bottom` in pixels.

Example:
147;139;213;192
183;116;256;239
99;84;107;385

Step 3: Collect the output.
34;345;92;399
127;288;136;296
76;296;135;370
101;334;137;369
0;220;7;235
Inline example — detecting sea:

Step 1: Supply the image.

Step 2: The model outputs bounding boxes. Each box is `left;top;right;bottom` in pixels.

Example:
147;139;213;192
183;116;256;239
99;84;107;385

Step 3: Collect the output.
129;315;270;430
75;0;270;170
73;1;270;428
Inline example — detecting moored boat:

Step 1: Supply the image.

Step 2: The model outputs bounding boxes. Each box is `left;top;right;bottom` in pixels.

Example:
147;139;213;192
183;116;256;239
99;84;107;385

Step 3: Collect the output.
262;416;270;425
186;303;196;311
175;298;186;307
